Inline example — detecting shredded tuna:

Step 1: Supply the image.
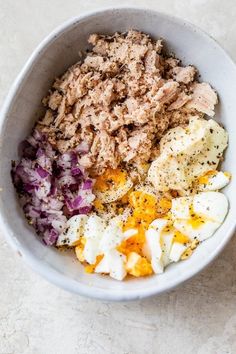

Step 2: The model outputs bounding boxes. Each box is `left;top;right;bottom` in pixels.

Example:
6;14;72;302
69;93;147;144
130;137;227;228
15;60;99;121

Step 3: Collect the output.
37;31;218;175
168;92;192;111
172;66;196;84
185;83;218;117
154;81;179;104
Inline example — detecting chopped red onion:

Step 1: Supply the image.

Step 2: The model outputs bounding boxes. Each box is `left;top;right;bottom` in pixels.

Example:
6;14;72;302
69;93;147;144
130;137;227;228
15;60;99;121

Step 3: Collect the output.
11;129;95;246
36;165;49;178
43;229;59;246
82;179;93;190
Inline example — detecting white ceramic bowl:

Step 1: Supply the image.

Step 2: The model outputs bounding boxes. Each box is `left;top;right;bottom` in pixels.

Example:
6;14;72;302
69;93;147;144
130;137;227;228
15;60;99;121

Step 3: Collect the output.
0;7;236;301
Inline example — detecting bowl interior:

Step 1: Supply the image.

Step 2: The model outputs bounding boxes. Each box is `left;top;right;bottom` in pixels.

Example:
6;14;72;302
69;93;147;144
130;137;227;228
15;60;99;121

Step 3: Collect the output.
0;8;236;300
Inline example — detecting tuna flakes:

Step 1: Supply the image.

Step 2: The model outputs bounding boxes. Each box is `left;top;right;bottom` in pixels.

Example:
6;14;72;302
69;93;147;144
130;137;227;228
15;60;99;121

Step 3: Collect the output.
36;30;217;177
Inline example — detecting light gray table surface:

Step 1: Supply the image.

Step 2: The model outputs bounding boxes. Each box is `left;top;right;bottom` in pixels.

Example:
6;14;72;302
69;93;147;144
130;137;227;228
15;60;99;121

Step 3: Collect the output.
0;1;236;353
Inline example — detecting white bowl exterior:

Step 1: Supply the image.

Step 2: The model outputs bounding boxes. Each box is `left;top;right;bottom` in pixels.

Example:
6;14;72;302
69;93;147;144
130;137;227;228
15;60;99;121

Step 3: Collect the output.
0;8;236;301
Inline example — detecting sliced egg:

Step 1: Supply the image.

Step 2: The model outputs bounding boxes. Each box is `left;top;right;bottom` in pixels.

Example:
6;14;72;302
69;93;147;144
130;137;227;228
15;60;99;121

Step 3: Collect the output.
95;249;127;281
106;250;127;281
65;162;230;280
193;192;228;223
189;120;228;180
173;218;220;242
198;171;230;191
56;215;88;247
145;219;168;274
94;168;133;203
125;252;153;277
145;218;191;271
161;231;175;266
147;117;228;194
83;214;106;264
169;242;187;262
171;197;193;219
173;191;228;241
99;217;124;253
94;254;110;274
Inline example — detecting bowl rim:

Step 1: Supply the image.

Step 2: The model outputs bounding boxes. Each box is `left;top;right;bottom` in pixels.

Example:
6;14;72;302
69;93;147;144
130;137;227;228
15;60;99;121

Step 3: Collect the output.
1;6;236;301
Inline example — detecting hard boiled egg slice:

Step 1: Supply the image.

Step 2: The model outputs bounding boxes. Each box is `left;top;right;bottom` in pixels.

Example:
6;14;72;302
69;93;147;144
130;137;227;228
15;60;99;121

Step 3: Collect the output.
108;250;126;281
174;191;228;241
173;218;220;242
192;119;228;178
171;196;193;219
145;219;168;274
99;216;124;253
147;117;228;194
198;171;230;191
94;168;133;203
125;252;153;277
94;254;110;274
56;215;88;247
161;231;175;267
193;191;228;223
169;242;188;262
145;219;190;272
83;214;106;264
95;249;127;281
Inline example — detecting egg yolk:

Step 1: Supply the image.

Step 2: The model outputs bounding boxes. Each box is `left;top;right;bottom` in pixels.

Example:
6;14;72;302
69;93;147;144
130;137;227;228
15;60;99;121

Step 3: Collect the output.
84;255;104;273
188;205;205;228
94;168;127;192
224;172;231;179
120;188;133;204
173;230;190;244
75;246;85;262
129;190;157;209
75;237;86;262
118;216;146;256
158;197;172;215
118;191;173;258
93;199;104;211
181;247;193;260
198;170;217;184
126;252;153;277
129;191;159;224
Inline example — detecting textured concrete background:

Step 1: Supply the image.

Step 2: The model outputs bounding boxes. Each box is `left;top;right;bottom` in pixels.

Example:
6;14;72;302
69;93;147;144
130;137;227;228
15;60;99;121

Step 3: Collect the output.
1;1;236;353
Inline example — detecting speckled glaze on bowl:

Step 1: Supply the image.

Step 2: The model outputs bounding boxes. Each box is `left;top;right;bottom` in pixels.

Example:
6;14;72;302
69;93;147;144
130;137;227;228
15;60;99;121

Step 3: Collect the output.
0;7;236;301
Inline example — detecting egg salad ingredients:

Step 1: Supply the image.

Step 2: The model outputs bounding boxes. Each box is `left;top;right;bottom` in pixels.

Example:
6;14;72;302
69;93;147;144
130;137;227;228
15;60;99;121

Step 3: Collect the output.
172;192;228;241
148;117;228;194
172;192;229;241
59;185;228;279
142;190;228;274
11;30;230;282
58;213;128;280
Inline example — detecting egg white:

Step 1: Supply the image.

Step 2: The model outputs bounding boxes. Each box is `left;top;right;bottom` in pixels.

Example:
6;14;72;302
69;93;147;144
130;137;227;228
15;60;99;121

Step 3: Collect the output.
56;215;88;247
